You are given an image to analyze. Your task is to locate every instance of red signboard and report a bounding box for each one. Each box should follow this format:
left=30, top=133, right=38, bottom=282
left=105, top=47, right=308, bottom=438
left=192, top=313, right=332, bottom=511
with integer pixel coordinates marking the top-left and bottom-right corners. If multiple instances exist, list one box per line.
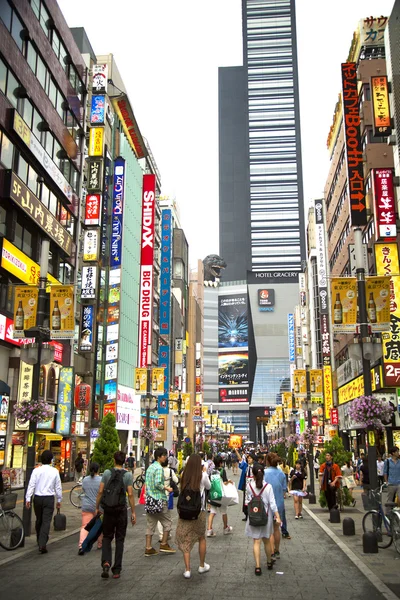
left=85, top=193, right=101, bottom=226
left=49, top=341, right=63, bottom=363
left=103, top=402, right=116, bottom=417
left=331, top=408, right=339, bottom=425
left=74, top=384, right=91, bottom=409
left=138, top=174, right=156, bottom=367
left=373, top=169, right=396, bottom=239
left=312, top=416, right=319, bottom=427
left=341, top=62, right=366, bottom=226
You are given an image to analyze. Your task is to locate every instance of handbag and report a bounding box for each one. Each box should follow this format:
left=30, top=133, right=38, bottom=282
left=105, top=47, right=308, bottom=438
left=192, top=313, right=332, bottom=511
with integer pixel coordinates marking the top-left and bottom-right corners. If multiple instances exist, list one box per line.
left=170, top=469, right=179, bottom=498
left=219, top=482, right=239, bottom=507
left=145, top=495, right=164, bottom=514
left=139, top=484, right=146, bottom=505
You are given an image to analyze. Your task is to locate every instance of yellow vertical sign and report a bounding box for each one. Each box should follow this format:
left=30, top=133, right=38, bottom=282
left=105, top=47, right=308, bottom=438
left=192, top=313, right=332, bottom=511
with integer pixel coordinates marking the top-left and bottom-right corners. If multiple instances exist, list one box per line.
left=309, top=369, right=323, bottom=403
left=365, top=276, right=390, bottom=332
left=50, top=285, right=74, bottom=339
left=323, top=365, right=333, bottom=420
left=294, top=369, right=307, bottom=397
left=88, top=127, right=104, bottom=156
left=151, top=368, right=165, bottom=396
left=331, top=277, right=357, bottom=332
left=134, top=368, right=147, bottom=393
left=282, top=392, right=292, bottom=409
left=13, top=286, right=39, bottom=338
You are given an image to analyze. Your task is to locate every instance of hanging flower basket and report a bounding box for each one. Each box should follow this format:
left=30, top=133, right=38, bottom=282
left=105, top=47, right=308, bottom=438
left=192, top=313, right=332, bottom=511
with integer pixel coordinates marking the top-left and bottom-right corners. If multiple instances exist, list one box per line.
left=140, top=426, right=158, bottom=441
left=14, top=398, right=53, bottom=424
left=300, top=428, right=318, bottom=447
left=348, top=395, right=394, bottom=430
left=286, top=433, right=300, bottom=447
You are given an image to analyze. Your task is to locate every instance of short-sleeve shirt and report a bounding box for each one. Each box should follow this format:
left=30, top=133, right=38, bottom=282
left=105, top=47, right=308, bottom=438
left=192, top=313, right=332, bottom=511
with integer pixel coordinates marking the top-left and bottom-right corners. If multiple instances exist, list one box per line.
left=289, top=469, right=307, bottom=491
left=101, top=468, right=133, bottom=505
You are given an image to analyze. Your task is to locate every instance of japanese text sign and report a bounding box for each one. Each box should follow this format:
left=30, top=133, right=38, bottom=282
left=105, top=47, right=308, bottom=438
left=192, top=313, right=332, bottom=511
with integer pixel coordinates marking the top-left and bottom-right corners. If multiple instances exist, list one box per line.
left=88, top=127, right=104, bottom=157
left=365, top=276, right=390, bottom=332
left=13, top=286, right=38, bottom=338
left=87, top=159, right=103, bottom=192
left=294, top=369, right=307, bottom=398
left=331, top=277, right=357, bottom=332
left=81, top=266, right=97, bottom=299
left=50, top=285, right=74, bottom=339
left=158, top=346, right=170, bottom=415
left=159, top=210, right=172, bottom=335
left=83, top=229, right=99, bottom=262
left=80, top=305, right=94, bottom=352
left=56, top=367, right=74, bottom=436
left=371, top=75, right=391, bottom=137
left=1, top=239, right=59, bottom=290
left=85, top=194, right=101, bottom=226
left=324, top=366, right=333, bottom=420
left=110, top=157, right=125, bottom=268
left=373, top=169, right=396, bottom=239
left=90, top=95, right=105, bottom=125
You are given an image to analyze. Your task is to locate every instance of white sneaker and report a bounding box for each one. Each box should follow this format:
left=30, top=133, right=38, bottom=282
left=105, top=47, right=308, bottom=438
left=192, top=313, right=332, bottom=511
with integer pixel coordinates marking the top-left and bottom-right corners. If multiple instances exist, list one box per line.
left=198, top=563, right=210, bottom=574
left=183, top=570, right=191, bottom=579
left=206, top=529, right=216, bottom=537
left=224, top=526, right=233, bottom=535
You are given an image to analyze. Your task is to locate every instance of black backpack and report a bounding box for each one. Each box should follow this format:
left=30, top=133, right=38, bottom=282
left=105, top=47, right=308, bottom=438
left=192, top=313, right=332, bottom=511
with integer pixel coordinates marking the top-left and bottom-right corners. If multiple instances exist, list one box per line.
left=177, top=487, right=202, bottom=520
left=248, top=483, right=268, bottom=527
left=101, top=468, right=127, bottom=510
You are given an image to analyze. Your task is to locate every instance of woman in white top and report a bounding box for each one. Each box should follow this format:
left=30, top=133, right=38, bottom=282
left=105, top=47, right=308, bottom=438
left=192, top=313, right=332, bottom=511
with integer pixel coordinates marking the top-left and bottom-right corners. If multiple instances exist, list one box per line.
left=175, top=454, right=211, bottom=579
left=158, top=464, right=179, bottom=541
left=245, top=465, right=281, bottom=575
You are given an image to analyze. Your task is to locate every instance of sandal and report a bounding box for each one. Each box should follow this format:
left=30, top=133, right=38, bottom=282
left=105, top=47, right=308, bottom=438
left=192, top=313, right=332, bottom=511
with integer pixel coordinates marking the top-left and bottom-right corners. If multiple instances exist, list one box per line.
left=255, top=567, right=262, bottom=576
left=267, top=562, right=273, bottom=570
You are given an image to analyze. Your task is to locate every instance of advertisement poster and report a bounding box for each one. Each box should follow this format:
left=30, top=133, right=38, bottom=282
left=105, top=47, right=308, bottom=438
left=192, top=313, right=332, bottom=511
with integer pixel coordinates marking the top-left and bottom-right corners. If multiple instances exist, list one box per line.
left=151, top=368, right=165, bottom=396
left=116, top=385, right=140, bottom=431
left=218, top=353, right=248, bottom=386
left=90, top=95, right=105, bottom=125
left=365, top=276, right=390, bottom=331
left=81, top=266, right=97, bottom=300
left=15, top=362, right=33, bottom=431
left=371, top=75, right=391, bottom=137
left=293, top=369, right=307, bottom=398
left=309, top=369, right=323, bottom=398
left=80, top=305, right=94, bottom=352
left=0, top=395, right=9, bottom=419
left=84, top=194, right=101, bottom=226
left=258, top=289, right=275, bottom=312
left=50, top=285, right=74, bottom=339
left=331, top=277, right=357, bottom=332
left=110, top=158, right=125, bottom=268
left=13, top=286, right=38, bottom=338
left=324, top=366, right=333, bottom=420
left=103, top=402, right=116, bottom=417
left=83, top=229, right=99, bottom=262
left=373, top=169, right=396, bottom=240
left=92, top=64, right=108, bottom=93
left=218, top=294, right=248, bottom=348
left=88, top=127, right=104, bottom=157
left=158, top=346, right=170, bottom=415
left=55, top=367, right=73, bottom=436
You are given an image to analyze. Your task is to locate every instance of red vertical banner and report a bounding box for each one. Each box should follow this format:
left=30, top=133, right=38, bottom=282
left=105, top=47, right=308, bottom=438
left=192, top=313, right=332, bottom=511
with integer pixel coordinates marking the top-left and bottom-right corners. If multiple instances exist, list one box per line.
left=138, top=174, right=156, bottom=367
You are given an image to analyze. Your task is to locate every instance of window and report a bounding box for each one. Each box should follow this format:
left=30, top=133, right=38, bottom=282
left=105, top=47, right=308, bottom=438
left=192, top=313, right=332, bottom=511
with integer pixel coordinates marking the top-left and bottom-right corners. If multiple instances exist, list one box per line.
left=49, top=192, right=57, bottom=216
left=22, top=98, right=33, bottom=127
left=26, top=42, right=37, bottom=72
left=0, top=58, right=6, bottom=93
left=14, top=222, right=23, bottom=249
left=0, top=132, right=14, bottom=169
left=36, top=55, right=46, bottom=89
left=6, top=70, right=18, bottom=108
left=39, top=2, right=49, bottom=37
left=27, top=164, right=38, bottom=194
left=22, top=228, right=31, bottom=256
left=46, top=368, right=56, bottom=401
left=10, top=10, right=24, bottom=52
left=0, top=0, right=12, bottom=30
left=17, top=155, right=28, bottom=182
left=0, top=206, right=6, bottom=237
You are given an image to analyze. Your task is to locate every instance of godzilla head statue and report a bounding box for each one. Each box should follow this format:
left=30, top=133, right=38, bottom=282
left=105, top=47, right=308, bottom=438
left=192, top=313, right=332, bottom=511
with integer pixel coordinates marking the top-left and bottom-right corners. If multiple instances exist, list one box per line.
left=203, top=254, right=227, bottom=287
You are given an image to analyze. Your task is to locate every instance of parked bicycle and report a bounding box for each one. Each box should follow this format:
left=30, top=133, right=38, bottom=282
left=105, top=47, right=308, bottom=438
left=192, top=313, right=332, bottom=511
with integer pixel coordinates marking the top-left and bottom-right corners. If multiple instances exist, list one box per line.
left=362, top=483, right=400, bottom=553
left=69, top=481, right=85, bottom=508
left=133, top=467, right=145, bottom=491
left=0, top=493, right=24, bottom=551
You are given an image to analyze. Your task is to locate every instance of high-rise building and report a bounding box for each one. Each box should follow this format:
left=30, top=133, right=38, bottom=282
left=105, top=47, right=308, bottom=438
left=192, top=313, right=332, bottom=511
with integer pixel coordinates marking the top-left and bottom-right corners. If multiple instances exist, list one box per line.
left=219, top=0, right=306, bottom=279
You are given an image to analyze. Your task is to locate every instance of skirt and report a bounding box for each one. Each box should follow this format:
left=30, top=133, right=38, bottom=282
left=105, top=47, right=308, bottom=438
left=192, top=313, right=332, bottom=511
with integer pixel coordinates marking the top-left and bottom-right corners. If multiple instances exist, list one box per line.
left=175, top=510, right=207, bottom=553
left=245, top=507, right=274, bottom=540
left=289, top=490, right=307, bottom=497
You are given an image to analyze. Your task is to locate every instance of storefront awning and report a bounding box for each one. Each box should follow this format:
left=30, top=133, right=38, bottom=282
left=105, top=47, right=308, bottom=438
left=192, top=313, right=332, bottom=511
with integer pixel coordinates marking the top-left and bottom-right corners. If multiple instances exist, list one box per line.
left=37, top=432, right=63, bottom=441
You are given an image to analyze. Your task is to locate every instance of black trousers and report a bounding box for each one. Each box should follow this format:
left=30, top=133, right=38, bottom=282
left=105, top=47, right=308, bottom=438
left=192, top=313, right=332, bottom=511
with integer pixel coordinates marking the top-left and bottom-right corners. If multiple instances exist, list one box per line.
left=33, top=495, right=54, bottom=548
left=324, top=485, right=337, bottom=511
left=102, top=507, right=128, bottom=573
left=242, top=490, right=248, bottom=517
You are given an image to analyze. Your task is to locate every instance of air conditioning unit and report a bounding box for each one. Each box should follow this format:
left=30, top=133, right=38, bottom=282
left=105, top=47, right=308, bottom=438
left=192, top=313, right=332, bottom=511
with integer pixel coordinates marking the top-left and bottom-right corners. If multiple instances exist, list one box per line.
left=393, top=176, right=400, bottom=187
left=387, top=134, right=397, bottom=146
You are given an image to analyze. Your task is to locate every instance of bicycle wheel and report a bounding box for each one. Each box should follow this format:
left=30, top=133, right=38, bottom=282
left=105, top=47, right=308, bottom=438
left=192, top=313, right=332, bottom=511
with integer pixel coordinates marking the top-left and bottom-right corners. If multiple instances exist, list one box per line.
left=391, top=513, right=400, bottom=555
left=133, top=476, right=144, bottom=491
left=69, top=484, right=84, bottom=508
left=0, top=511, right=24, bottom=550
left=362, top=510, right=392, bottom=548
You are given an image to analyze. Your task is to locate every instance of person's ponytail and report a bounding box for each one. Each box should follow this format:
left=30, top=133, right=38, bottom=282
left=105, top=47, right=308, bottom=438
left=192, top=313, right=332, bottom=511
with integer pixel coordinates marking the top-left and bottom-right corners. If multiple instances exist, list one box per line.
left=89, top=461, right=99, bottom=478
left=253, top=465, right=264, bottom=489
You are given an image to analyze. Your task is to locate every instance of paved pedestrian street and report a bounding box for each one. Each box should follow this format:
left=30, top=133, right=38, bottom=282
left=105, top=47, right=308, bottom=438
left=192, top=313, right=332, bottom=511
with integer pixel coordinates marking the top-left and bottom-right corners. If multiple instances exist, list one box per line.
left=0, top=487, right=393, bottom=600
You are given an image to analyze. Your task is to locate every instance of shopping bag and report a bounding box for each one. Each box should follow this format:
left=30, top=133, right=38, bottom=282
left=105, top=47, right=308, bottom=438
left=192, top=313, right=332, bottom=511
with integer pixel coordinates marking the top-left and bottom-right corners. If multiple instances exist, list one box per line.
left=209, top=472, right=223, bottom=504
left=219, top=482, right=239, bottom=507
left=139, top=484, right=146, bottom=505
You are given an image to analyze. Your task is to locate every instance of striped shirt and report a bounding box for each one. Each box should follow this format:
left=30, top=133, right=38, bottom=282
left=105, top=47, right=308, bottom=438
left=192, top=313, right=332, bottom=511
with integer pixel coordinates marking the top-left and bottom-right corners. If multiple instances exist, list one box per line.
left=145, top=461, right=167, bottom=501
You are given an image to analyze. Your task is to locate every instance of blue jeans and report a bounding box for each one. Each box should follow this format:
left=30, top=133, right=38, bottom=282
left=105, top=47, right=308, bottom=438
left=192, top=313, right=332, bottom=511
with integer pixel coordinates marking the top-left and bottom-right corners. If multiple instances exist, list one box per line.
left=280, top=506, right=289, bottom=536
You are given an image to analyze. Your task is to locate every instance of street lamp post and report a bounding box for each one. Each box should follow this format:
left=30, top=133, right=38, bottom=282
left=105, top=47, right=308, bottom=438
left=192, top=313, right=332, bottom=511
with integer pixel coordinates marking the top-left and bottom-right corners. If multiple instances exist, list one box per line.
left=355, top=228, right=378, bottom=489
left=177, top=389, right=183, bottom=451
left=144, top=367, right=157, bottom=471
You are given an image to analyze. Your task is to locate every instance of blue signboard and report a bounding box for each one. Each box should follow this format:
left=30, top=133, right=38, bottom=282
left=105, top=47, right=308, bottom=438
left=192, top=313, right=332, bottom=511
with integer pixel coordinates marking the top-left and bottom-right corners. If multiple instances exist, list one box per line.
left=80, top=305, right=94, bottom=352
left=158, top=345, right=170, bottom=414
left=159, top=210, right=172, bottom=334
left=110, top=157, right=125, bottom=267
left=90, top=95, right=105, bottom=125
left=56, top=367, right=74, bottom=436
left=288, top=313, right=295, bottom=363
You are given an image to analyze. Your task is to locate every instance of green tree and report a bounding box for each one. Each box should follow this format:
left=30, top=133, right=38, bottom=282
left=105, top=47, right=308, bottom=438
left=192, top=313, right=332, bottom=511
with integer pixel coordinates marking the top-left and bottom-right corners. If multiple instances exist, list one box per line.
left=202, top=441, right=211, bottom=456
left=182, top=441, right=193, bottom=459
left=92, top=412, right=120, bottom=472
left=319, top=435, right=351, bottom=468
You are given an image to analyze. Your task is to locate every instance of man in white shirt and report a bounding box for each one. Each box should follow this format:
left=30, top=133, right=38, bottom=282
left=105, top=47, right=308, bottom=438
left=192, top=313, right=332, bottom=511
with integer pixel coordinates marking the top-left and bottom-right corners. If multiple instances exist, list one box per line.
left=25, top=450, right=62, bottom=554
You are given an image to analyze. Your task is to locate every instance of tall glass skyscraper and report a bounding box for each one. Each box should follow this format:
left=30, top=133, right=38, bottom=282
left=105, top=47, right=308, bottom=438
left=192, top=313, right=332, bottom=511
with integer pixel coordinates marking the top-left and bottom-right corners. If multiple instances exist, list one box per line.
left=219, top=0, right=306, bottom=278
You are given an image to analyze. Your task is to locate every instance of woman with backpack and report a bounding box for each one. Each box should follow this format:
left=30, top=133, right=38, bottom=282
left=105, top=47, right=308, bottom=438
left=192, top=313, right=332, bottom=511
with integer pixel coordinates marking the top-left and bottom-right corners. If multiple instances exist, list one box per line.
left=175, top=454, right=211, bottom=579
left=246, top=464, right=281, bottom=575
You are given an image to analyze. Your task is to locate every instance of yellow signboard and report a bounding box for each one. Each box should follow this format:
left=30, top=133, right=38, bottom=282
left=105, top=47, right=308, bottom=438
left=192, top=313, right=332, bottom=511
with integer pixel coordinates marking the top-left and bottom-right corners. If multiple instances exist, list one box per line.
left=88, top=127, right=104, bottom=157
left=331, top=277, right=357, bottom=332
left=338, top=365, right=382, bottom=405
left=309, top=368, right=323, bottom=403
left=151, top=368, right=165, bottom=396
left=134, top=368, right=147, bottom=393
left=13, top=110, right=31, bottom=147
left=1, top=239, right=59, bottom=290
left=13, top=286, right=38, bottom=339
left=365, top=276, right=390, bottom=332
left=50, top=285, right=74, bottom=339
left=371, top=75, right=391, bottom=136
left=229, top=434, right=242, bottom=448
left=202, top=405, right=208, bottom=420
left=15, top=361, right=33, bottom=430
left=323, top=365, right=333, bottom=420
left=282, top=392, right=292, bottom=409
left=294, top=369, right=307, bottom=397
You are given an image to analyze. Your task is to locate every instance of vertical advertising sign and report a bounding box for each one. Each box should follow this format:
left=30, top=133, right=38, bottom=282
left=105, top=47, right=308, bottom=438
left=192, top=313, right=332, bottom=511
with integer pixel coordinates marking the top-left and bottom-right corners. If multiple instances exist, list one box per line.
left=84, top=194, right=101, bottom=226
left=13, top=286, right=38, bottom=338
left=92, top=64, right=108, bottom=93
left=160, top=210, right=172, bottom=335
left=90, top=95, right=106, bottom=125
left=375, top=242, right=400, bottom=386
left=331, top=278, right=357, bottom=332
left=80, top=305, right=95, bottom=352
left=50, top=285, right=74, bottom=339
left=81, top=266, right=97, bottom=300
left=287, top=313, right=295, bottom=362
left=56, top=367, right=74, bottom=436
left=365, top=276, right=390, bottom=332
left=324, top=365, right=333, bottom=420
left=110, top=157, right=125, bottom=267
left=83, top=229, right=100, bottom=261
left=371, top=75, right=391, bottom=137
left=138, top=174, right=156, bottom=367
left=341, top=62, right=366, bottom=226
left=314, top=200, right=332, bottom=368
left=293, top=369, right=307, bottom=398
left=158, top=346, right=170, bottom=415
left=88, top=127, right=104, bottom=157
left=373, top=169, right=396, bottom=240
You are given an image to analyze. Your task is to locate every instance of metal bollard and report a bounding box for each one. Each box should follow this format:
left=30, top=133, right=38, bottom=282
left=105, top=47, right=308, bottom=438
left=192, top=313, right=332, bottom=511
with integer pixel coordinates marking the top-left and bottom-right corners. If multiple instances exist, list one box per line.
left=308, top=493, right=316, bottom=504
left=329, top=507, right=341, bottom=523
left=363, top=531, right=378, bottom=553
left=343, top=517, right=355, bottom=536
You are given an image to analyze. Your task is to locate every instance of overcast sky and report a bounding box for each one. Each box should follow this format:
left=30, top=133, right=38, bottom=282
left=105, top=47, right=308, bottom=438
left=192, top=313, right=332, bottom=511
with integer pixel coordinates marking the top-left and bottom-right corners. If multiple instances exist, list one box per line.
left=59, top=0, right=395, bottom=267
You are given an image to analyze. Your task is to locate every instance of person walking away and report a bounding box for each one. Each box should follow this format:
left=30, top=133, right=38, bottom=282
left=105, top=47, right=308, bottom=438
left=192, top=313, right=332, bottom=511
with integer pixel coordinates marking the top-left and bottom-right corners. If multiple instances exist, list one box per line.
left=313, top=454, right=320, bottom=481
left=226, top=451, right=232, bottom=470
left=341, top=461, right=356, bottom=506
left=319, top=452, right=341, bottom=511
left=168, top=451, right=178, bottom=472
left=144, top=447, right=175, bottom=556
left=176, top=453, right=211, bottom=578
left=246, top=464, right=281, bottom=575
left=74, top=452, right=84, bottom=481
left=25, top=450, right=62, bottom=554
left=264, top=452, right=290, bottom=556
left=231, top=449, right=239, bottom=475
left=236, top=449, right=259, bottom=521
left=359, top=455, right=370, bottom=491
left=377, top=456, right=385, bottom=487
left=384, top=446, right=400, bottom=512
left=289, top=461, right=307, bottom=518
left=78, top=462, right=103, bottom=553
left=95, top=451, right=136, bottom=579
left=207, top=456, right=233, bottom=537
left=158, top=459, right=179, bottom=542
left=125, top=452, right=135, bottom=475
left=206, top=452, right=215, bottom=476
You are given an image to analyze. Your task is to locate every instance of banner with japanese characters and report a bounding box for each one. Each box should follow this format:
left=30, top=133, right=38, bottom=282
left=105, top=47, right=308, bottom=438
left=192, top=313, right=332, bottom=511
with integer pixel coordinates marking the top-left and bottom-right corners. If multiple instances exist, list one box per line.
left=309, top=369, right=323, bottom=401
left=81, top=266, right=97, bottom=300
left=56, top=367, right=74, bottom=436
left=13, top=286, right=38, bottom=338
left=293, top=369, right=306, bottom=398
left=79, top=305, right=95, bottom=352
left=50, top=285, right=74, bottom=339
left=365, top=276, right=390, bottom=332
left=331, top=277, right=357, bottom=332
left=134, top=368, right=147, bottom=393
